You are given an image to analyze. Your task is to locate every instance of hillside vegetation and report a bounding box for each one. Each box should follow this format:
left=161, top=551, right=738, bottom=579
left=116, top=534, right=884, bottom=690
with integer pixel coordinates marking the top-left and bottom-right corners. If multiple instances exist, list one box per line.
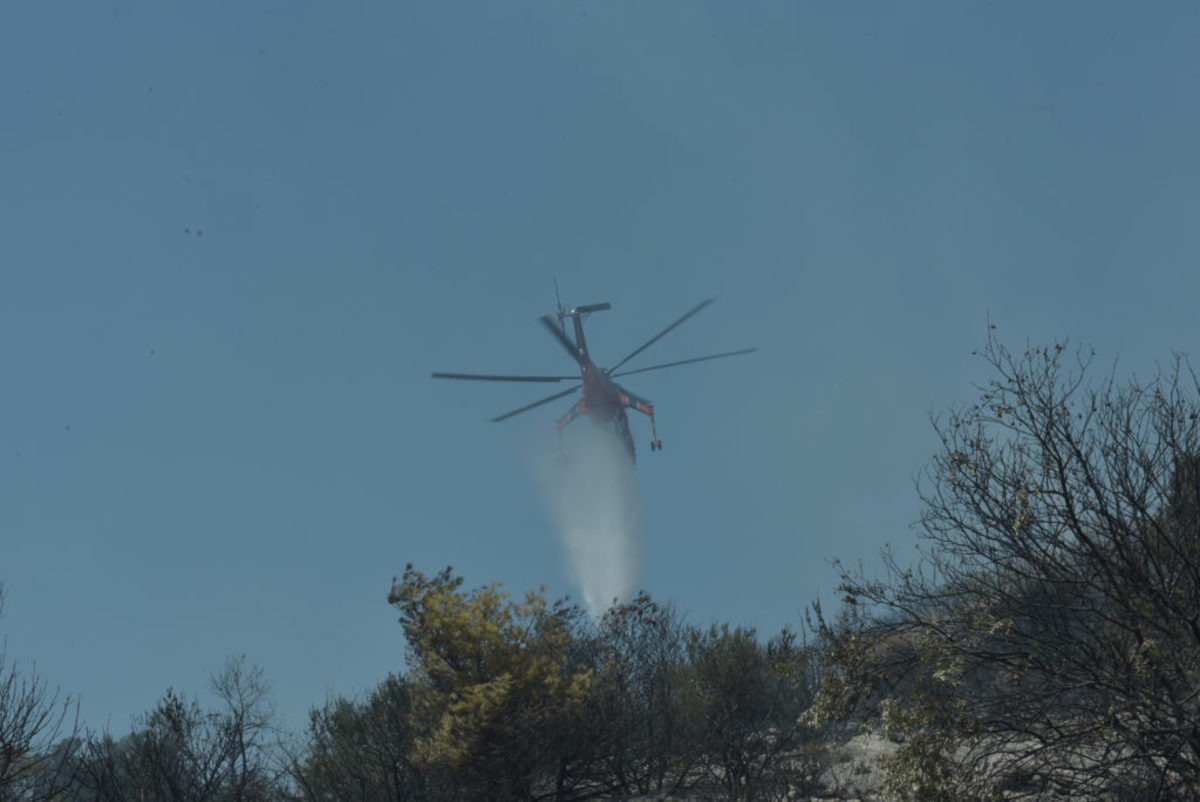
left=4, top=336, right=1200, bottom=800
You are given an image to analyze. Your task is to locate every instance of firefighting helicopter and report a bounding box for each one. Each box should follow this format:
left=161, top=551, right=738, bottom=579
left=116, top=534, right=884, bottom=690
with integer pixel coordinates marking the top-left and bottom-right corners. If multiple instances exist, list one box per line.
left=431, top=293, right=755, bottom=461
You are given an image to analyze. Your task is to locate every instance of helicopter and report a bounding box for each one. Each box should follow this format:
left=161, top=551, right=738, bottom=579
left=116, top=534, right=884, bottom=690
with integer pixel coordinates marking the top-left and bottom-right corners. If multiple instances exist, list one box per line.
left=431, top=294, right=755, bottom=461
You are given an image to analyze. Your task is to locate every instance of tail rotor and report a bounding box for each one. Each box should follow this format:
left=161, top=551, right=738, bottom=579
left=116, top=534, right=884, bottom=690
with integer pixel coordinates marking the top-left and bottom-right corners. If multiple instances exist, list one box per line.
left=553, top=276, right=567, bottom=338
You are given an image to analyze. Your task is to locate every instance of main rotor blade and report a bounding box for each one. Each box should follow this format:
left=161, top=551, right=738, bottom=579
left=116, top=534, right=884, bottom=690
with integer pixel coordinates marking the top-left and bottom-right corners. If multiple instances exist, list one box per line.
left=610, top=348, right=757, bottom=378
left=539, top=315, right=582, bottom=363
left=491, top=385, right=581, bottom=422
left=608, top=299, right=714, bottom=373
left=432, top=372, right=576, bottom=383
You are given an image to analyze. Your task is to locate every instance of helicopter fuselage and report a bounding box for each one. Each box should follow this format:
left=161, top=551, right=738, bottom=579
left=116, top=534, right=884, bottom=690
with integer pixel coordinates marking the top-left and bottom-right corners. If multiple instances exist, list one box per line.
left=560, top=313, right=648, bottom=461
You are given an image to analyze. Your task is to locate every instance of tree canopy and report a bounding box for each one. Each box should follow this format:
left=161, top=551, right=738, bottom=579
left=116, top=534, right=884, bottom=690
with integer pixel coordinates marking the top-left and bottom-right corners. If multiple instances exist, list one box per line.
left=10, top=335, right=1200, bottom=800
left=816, top=336, right=1200, bottom=799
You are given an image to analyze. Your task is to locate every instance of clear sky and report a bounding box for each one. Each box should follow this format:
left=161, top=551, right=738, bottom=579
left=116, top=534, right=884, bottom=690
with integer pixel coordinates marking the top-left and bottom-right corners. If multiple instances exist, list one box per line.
left=3, top=1, right=1199, bottom=734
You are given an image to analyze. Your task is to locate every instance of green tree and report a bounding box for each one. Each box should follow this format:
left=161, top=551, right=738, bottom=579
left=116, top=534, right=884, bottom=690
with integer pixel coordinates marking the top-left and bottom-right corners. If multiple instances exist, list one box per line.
left=386, top=565, right=596, bottom=800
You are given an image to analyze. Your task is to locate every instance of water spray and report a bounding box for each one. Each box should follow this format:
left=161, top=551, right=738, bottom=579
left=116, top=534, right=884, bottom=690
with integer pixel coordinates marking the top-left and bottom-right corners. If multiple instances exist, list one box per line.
left=533, top=425, right=642, bottom=618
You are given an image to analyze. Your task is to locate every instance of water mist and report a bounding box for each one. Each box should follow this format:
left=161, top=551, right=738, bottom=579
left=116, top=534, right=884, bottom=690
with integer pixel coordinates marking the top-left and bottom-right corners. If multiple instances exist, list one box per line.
left=533, top=423, right=643, bottom=618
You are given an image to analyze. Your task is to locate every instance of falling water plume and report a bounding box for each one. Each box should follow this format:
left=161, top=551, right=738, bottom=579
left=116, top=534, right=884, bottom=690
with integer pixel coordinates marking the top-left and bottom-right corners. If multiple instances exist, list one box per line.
left=533, top=424, right=643, bottom=618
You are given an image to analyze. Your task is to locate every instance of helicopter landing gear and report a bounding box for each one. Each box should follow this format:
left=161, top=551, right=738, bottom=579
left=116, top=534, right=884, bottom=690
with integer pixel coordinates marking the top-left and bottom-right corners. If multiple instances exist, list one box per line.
left=647, top=407, right=662, bottom=453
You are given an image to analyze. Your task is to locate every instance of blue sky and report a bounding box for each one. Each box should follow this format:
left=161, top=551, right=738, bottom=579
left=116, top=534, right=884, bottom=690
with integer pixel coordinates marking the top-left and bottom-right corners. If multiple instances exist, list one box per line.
left=3, top=1, right=1199, bottom=733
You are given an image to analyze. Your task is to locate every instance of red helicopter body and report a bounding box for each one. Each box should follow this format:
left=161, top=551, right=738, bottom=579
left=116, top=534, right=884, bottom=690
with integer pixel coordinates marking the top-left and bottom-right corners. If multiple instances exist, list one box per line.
left=432, top=297, right=754, bottom=462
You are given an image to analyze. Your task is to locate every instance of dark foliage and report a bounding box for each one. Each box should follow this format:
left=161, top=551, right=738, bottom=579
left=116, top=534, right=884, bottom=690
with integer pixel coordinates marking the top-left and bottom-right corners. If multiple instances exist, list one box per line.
left=66, top=658, right=284, bottom=801
left=289, top=674, right=426, bottom=801
left=817, top=336, right=1200, bottom=799
left=0, top=586, right=80, bottom=802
